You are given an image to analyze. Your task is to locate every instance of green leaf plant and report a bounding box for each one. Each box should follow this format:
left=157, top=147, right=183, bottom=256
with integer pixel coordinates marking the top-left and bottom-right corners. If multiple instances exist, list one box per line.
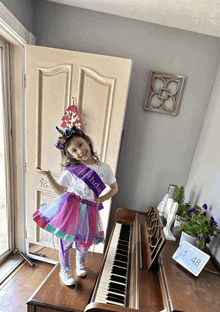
left=174, top=186, right=191, bottom=218
left=175, top=203, right=220, bottom=250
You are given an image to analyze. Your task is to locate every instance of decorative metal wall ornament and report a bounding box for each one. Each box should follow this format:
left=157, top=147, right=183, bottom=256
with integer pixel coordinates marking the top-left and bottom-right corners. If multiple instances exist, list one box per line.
left=144, top=71, right=185, bottom=116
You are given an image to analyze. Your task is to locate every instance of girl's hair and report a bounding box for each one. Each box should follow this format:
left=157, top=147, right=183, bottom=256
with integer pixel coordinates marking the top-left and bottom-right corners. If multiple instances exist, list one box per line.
left=61, top=129, right=99, bottom=167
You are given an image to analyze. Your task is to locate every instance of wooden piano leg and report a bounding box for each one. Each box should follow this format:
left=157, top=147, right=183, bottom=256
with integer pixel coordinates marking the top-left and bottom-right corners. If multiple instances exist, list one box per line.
left=26, top=303, right=35, bottom=312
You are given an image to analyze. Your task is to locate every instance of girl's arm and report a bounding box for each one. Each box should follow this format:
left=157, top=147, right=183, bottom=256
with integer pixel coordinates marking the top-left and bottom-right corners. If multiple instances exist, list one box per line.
left=96, top=181, right=118, bottom=207
left=35, top=168, right=68, bottom=196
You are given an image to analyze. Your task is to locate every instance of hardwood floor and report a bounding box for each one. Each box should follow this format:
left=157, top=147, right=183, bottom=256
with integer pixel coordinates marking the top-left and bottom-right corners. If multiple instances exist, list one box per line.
left=0, top=259, right=54, bottom=312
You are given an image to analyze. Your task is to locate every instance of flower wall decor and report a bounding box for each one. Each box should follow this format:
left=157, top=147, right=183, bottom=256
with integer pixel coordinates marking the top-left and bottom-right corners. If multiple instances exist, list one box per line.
left=144, top=71, right=185, bottom=116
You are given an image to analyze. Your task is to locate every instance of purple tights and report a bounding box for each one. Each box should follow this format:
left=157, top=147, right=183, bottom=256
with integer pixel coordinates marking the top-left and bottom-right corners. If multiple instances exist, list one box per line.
left=59, top=240, right=90, bottom=269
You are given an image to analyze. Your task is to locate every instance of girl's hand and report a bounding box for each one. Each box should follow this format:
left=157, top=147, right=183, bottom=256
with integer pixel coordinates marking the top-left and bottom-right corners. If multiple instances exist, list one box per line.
left=35, top=168, right=67, bottom=195
left=35, top=167, right=51, bottom=177
left=95, top=182, right=118, bottom=208
left=96, top=197, right=102, bottom=208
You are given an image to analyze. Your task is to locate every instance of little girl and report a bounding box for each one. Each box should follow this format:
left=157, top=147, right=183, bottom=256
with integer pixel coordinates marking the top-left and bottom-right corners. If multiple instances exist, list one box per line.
left=33, top=106, right=118, bottom=287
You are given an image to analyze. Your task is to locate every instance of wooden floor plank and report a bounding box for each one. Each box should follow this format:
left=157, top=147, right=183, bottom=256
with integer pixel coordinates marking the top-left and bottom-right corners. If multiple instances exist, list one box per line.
left=0, top=260, right=54, bottom=312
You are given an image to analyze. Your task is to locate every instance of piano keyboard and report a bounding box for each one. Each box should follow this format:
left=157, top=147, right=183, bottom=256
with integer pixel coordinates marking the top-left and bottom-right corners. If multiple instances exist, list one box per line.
left=94, top=222, right=131, bottom=307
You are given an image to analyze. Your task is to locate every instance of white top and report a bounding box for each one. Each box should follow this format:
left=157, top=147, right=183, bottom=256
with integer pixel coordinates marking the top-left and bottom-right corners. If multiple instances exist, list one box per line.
left=58, top=161, right=116, bottom=202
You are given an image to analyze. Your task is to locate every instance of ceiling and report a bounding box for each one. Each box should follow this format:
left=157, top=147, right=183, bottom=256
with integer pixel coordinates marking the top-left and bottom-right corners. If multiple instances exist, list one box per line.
left=46, top=0, right=220, bottom=38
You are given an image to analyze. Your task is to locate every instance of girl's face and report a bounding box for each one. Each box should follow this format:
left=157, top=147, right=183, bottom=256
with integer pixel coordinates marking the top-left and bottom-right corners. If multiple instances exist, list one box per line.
left=66, top=136, right=95, bottom=165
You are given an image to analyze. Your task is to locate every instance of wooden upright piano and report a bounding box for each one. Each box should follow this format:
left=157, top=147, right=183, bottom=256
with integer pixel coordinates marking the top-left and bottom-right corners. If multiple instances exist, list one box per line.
left=85, top=206, right=166, bottom=312
left=27, top=207, right=220, bottom=312
left=85, top=207, right=220, bottom=312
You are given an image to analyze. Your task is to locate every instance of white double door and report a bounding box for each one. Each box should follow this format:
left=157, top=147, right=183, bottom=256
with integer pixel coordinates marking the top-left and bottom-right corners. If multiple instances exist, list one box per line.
left=25, top=45, right=132, bottom=255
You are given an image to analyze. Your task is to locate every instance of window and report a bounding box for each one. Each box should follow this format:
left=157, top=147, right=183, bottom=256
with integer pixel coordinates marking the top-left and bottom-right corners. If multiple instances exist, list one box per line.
left=0, top=37, right=14, bottom=264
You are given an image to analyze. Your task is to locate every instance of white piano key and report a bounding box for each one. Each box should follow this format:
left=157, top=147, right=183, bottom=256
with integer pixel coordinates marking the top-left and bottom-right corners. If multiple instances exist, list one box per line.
left=94, top=223, right=131, bottom=307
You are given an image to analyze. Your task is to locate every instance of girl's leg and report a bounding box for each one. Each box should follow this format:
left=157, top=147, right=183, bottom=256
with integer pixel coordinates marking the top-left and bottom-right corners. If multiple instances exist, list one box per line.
left=59, top=240, right=75, bottom=286
left=59, top=240, right=73, bottom=269
left=76, top=240, right=93, bottom=277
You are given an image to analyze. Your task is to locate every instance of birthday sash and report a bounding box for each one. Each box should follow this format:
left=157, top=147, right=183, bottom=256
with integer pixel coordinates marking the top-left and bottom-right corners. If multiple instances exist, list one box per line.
left=64, top=164, right=106, bottom=210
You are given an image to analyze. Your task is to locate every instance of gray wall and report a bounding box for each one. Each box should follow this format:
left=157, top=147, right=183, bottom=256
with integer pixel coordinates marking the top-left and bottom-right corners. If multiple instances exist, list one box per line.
left=1, top=0, right=34, bottom=33
left=34, top=1, right=220, bottom=254
left=3, top=0, right=220, bottom=262
left=34, top=1, right=220, bottom=208
left=185, top=66, right=220, bottom=266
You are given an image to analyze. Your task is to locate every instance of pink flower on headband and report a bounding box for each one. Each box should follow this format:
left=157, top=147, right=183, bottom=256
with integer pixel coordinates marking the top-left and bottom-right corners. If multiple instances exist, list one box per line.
left=59, top=98, right=82, bottom=129
left=70, top=105, right=75, bottom=112
left=55, top=97, right=83, bottom=150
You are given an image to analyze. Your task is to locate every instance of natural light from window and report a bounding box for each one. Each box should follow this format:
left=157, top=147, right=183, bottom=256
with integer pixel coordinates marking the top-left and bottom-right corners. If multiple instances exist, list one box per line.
left=0, top=47, right=8, bottom=256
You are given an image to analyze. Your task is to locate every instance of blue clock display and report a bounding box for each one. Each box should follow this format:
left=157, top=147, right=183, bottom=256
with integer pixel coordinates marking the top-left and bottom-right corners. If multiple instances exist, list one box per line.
left=172, top=241, right=210, bottom=276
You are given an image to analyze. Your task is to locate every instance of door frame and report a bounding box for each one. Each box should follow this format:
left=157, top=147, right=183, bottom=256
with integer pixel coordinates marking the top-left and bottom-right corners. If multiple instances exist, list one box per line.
left=0, top=2, right=35, bottom=257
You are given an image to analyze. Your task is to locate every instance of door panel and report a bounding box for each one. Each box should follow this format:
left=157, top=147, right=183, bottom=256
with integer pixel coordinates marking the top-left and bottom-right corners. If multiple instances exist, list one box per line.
left=37, top=65, right=73, bottom=173
left=26, top=45, right=132, bottom=255
left=78, top=67, right=115, bottom=160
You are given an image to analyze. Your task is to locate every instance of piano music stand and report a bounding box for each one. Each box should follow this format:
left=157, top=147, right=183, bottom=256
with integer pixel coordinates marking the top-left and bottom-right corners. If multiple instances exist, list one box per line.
left=145, top=206, right=166, bottom=271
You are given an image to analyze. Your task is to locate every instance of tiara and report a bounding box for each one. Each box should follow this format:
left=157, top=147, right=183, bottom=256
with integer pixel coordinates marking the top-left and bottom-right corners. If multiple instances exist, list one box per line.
left=54, top=98, right=82, bottom=150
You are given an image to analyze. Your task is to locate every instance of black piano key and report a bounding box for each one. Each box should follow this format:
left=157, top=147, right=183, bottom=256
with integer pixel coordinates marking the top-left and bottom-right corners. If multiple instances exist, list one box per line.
left=110, top=274, right=126, bottom=284
left=106, top=293, right=125, bottom=302
left=115, top=254, right=128, bottom=262
left=119, top=233, right=129, bottom=240
left=116, top=251, right=128, bottom=258
left=120, top=226, right=130, bottom=233
left=117, top=244, right=128, bottom=251
left=106, top=296, right=124, bottom=304
left=116, top=253, right=128, bottom=260
left=119, top=229, right=130, bottom=241
left=115, top=249, right=128, bottom=258
left=119, top=235, right=129, bottom=241
left=113, top=260, right=127, bottom=268
left=117, top=243, right=129, bottom=251
left=106, top=292, right=125, bottom=300
left=117, top=249, right=128, bottom=256
left=118, top=239, right=129, bottom=246
left=118, top=249, right=127, bottom=256
left=109, top=282, right=126, bottom=291
left=115, top=252, right=128, bottom=260
left=112, top=266, right=127, bottom=276
left=118, top=240, right=129, bottom=247
left=121, top=224, right=130, bottom=232
left=108, top=286, right=125, bottom=295
left=119, top=231, right=129, bottom=239
left=112, top=264, right=127, bottom=273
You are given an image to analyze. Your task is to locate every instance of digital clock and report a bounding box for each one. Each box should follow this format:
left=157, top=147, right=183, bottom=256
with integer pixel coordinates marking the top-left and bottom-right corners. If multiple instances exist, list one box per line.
left=172, top=241, right=210, bottom=276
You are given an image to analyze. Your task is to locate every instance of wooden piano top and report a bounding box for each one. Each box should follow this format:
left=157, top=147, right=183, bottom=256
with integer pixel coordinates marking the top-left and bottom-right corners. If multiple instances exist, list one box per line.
left=27, top=207, right=220, bottom=312
left=27, top=249, right=104, bottom=312
left=160, top=240, right=220, bottom=312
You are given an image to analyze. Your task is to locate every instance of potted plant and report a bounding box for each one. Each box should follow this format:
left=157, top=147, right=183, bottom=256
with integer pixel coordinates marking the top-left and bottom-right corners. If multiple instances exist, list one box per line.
left=176, top=204, right=220, bottom=250
left=173, top=186, right=189, bottom=225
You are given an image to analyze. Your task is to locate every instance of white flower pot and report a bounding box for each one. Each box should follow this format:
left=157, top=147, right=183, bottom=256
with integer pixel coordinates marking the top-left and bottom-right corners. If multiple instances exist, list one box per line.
left=174, top=214, right=185, bottom=228
left=179, top=231, right=198, bottom=247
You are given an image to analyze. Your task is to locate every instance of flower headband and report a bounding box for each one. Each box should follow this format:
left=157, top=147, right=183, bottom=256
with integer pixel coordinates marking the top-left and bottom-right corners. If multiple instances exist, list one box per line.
left=54, top=98, right=82, bottom=150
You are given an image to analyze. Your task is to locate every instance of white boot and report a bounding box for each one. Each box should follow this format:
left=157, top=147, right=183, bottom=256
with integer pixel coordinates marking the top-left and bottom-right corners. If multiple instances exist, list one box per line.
left=76, top=261, right=87, bottom=277
left=76, top=245, right=90, bottom=277
left=59, top=266, right=75, bottom=286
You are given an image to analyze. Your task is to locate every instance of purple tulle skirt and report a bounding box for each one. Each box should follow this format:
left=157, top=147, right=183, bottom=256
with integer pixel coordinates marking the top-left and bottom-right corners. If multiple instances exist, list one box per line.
left=33, top=192, right=104, bottom=245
